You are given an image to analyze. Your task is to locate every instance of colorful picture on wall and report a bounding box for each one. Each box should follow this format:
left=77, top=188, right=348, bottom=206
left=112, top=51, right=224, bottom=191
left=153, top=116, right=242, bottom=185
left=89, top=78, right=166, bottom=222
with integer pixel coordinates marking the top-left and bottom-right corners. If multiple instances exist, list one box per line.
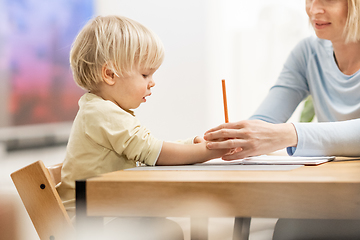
left=1, top=0, right=94, bottom=126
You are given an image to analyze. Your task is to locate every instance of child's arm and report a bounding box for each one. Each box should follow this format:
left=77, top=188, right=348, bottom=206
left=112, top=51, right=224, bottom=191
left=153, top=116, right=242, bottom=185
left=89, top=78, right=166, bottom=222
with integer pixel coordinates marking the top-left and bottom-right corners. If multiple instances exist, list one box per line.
left=156, top=141, right=229, bottom=165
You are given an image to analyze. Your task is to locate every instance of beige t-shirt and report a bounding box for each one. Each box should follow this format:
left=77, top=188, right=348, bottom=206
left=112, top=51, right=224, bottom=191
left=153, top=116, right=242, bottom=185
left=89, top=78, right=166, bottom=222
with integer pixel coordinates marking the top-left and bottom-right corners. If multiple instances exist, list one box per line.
left=57, top=93, right=166, bottom=219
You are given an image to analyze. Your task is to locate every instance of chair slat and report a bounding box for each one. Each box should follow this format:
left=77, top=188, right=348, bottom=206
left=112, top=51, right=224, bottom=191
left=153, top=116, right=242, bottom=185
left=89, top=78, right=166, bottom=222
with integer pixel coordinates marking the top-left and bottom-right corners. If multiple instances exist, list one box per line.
left=11, top=160, right=74, bottom=240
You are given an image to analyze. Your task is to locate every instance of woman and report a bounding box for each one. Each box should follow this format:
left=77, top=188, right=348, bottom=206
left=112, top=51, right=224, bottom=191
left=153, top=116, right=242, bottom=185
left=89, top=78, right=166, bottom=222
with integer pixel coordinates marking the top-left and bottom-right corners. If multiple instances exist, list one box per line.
left=206, top=1, right=360, bottom=238
left=205, top=0, right=360, bottom=159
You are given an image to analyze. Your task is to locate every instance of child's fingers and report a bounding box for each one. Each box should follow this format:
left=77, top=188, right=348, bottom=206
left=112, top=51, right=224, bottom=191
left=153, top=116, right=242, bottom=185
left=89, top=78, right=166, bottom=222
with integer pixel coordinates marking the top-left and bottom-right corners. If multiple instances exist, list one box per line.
left=194, top=136, right=205, bottom=144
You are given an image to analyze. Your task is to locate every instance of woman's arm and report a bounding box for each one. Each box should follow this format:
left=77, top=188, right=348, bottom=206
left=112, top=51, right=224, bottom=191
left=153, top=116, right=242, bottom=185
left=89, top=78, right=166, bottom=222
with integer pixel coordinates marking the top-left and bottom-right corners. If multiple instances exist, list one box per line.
left=204, top=85, right=360, bottom=157
left=291, top=119, right=360, bottom=156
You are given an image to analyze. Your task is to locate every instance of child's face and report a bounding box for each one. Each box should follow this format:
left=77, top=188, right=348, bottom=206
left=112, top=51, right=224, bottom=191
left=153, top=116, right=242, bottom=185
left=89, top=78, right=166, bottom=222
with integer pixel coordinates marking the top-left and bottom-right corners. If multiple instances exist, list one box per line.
left=111, top=67, right=157, bottom=110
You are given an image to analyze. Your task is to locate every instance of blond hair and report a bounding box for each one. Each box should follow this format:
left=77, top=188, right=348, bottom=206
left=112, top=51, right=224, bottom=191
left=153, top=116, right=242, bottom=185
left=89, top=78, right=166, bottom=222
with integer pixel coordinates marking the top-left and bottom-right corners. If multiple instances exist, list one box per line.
left=344, top=0, right=360, bottom=43
left=70, top=15, right=165, bottom=91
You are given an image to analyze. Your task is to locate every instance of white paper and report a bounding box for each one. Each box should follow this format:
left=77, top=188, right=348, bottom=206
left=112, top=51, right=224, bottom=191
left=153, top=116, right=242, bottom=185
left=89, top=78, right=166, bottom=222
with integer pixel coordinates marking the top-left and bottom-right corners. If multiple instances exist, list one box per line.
left=199, top=155, right=335, bottom=166
left=126, top=155, right=334, bottom=171
left=242, top=155, right=334, bottom=165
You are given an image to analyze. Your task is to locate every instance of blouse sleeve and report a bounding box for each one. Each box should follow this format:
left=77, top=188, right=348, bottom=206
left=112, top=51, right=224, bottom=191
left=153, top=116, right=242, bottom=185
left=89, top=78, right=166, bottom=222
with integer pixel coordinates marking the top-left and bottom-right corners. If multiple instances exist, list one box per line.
left=289, top=119, right=360, bottom=156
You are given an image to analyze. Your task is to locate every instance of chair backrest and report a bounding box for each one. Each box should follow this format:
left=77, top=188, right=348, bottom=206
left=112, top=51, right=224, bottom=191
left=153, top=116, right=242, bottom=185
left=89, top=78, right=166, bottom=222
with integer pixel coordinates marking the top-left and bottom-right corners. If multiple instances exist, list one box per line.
left=11, top=160, right=74, bottom=240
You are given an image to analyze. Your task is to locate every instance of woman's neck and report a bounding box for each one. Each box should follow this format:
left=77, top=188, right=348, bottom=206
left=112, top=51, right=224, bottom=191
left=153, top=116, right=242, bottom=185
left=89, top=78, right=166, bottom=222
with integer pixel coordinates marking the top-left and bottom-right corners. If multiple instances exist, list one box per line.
left=332, top=40, right=360, bottom=75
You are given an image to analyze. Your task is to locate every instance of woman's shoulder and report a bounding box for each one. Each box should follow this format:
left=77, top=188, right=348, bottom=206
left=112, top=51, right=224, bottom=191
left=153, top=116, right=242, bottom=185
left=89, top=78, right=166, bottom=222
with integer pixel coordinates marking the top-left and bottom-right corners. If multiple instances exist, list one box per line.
left=294, top=36, right=332, bottom=56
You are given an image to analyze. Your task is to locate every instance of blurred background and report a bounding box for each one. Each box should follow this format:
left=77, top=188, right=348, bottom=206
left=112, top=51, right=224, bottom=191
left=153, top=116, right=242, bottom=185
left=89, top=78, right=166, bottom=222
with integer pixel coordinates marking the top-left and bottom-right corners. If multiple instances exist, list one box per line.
left=0, top=0, right=314, bottom=239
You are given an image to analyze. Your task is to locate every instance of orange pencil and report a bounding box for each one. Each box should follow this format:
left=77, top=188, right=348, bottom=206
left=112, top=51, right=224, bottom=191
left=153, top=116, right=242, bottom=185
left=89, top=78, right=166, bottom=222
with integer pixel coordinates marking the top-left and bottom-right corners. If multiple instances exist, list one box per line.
left=222, top=79, right=229, bottom=123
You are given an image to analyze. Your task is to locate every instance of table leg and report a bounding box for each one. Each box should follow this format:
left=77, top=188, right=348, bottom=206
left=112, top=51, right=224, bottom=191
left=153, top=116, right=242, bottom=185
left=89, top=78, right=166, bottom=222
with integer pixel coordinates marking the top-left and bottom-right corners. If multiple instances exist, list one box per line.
left=190, top=217, right=208, bottom=240
left=76, top=180, right=103, bottom=240
left=233, top=217, right=251, bottom=240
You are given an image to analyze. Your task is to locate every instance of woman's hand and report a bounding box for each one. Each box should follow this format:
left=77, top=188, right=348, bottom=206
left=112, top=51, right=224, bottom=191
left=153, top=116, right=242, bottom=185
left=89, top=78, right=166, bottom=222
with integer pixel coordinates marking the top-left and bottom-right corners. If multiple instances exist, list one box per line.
left=204, top=120, right=298, bottom=160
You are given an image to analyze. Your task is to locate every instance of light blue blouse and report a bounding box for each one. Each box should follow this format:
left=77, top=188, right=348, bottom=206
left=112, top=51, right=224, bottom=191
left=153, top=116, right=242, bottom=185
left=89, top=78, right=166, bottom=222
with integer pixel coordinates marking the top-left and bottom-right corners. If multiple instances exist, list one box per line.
left=250, top=36, right=360, bottom=156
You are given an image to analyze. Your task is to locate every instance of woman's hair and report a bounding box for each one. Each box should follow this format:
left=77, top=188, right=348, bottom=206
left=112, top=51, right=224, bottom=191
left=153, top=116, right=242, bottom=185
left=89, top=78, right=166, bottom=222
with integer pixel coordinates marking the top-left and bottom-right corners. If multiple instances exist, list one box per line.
left=344, top=0, right=360, bottom=43
left=70, top=15, right=165, bottom=91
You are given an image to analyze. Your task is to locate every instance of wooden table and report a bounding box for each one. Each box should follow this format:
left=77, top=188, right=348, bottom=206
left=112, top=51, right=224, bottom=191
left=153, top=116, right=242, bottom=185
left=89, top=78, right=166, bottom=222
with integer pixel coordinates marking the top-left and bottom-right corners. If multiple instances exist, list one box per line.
left=76, top=159, right=360, bottom=239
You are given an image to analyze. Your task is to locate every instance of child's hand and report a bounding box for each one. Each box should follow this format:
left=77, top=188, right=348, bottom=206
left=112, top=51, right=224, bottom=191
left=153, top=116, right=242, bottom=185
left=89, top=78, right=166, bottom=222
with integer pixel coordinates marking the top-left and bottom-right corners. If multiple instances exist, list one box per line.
left=194, top=136, right=205, bottom=144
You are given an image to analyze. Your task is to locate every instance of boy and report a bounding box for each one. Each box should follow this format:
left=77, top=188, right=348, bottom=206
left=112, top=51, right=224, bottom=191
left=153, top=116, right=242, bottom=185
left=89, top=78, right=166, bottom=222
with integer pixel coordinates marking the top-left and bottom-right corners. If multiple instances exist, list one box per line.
left=57, top=15, right=228, bottom=239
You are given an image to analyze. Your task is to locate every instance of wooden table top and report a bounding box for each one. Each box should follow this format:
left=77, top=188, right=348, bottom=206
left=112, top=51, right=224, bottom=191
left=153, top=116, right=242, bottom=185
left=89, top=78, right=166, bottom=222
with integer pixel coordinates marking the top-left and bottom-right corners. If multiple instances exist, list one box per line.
left=85, top=159, right=360, bottom=219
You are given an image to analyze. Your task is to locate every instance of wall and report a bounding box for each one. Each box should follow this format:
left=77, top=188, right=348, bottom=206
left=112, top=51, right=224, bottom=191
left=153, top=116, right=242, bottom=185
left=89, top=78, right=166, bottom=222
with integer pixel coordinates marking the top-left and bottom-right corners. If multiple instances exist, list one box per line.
left=1, top=0, right=314, bottom=140
left=95, top=0, right=211, bottom=141
left=95, top=0, right=314, bottom=142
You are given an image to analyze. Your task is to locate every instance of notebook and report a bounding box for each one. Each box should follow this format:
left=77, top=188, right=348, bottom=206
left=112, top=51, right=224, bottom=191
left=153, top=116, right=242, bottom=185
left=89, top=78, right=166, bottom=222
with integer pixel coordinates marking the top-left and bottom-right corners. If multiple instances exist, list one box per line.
left=241, top=155, right=335, bottom=166
left=201, top=155, right=335, bottom=166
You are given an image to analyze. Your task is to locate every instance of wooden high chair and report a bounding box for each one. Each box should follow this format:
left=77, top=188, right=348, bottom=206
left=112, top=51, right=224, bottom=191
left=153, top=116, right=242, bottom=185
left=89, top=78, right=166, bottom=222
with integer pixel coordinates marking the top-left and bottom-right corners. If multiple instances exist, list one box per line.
left=11, top=160, right=74, bottom=240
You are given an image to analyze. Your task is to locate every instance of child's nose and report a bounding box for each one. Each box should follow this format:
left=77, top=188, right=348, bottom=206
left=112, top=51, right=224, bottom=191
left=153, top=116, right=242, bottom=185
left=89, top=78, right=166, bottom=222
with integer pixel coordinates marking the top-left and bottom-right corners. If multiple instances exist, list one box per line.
left=149, top=78, right=155, bottom=88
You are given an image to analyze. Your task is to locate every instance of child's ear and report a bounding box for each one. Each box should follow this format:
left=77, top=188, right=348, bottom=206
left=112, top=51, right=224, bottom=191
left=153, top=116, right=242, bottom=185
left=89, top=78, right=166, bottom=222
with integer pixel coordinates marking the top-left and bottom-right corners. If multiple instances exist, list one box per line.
left=102, top=64, right=116, bottom=86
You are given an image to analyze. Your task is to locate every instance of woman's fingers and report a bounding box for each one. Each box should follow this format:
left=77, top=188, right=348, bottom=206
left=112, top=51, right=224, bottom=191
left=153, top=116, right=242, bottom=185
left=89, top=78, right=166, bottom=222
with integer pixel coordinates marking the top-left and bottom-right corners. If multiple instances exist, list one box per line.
left=204, top=128, right=243, bottom=142
left=204, top=121, right=244, bottom=135
left=204, top=123, right=228, bottom=135
left=206, top=138, right=245, bottom=150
